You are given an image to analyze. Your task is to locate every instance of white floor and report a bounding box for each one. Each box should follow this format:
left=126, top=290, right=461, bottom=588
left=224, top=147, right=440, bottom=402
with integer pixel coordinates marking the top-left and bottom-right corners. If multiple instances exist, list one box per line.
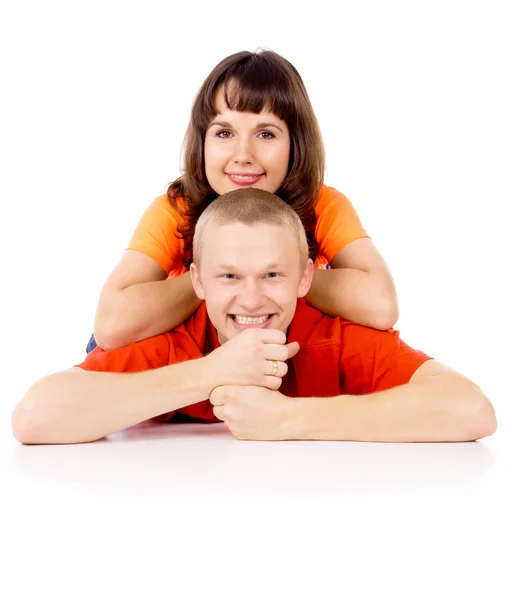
left=2, top=407, right=506, bottom=600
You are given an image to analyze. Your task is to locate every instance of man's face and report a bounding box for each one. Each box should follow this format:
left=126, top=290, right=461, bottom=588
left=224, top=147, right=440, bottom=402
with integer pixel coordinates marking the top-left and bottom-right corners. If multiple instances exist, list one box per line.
left=190, top=222, right=313, bottom=344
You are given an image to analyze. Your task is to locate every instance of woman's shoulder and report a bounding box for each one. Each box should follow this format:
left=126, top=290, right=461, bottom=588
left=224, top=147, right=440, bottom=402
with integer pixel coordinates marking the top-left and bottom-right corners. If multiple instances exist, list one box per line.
left=129, top=192, right=188, bottom=274
left=313, top=184, right=368, bottom=261
left=315, top=184, right=349, bottom=205
left=314, top=184, right=354, bottom=217
left=134, top=193, right=190, bottom=237
left=148, top=193, right=187, bottom=222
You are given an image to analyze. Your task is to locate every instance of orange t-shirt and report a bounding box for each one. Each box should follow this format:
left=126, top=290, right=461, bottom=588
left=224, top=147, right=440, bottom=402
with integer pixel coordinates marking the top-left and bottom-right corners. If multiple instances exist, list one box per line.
left=127, top=185, right=369, bottom=277
left=77, top=299, right=431, bottom=424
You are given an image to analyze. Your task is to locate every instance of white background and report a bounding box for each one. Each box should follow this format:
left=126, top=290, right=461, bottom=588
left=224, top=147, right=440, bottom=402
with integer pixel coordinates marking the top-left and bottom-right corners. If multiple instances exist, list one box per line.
left=1, top=1, right=506, bottom=599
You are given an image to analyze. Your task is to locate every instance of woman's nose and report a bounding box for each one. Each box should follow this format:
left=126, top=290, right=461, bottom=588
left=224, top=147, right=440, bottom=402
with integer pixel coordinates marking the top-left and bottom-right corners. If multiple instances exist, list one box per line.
left=233, top=137, right=255, bottom=164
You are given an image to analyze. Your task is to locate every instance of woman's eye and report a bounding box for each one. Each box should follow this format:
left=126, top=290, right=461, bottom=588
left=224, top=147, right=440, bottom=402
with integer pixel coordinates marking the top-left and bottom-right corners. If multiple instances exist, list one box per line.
left=259, top=131, right=275, bottom=140
left=217, top=130, right=232, bottom=138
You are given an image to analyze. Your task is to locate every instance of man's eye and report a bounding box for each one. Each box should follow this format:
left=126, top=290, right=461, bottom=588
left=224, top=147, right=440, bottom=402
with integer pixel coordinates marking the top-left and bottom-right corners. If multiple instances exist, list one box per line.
left=266, top=272, right=278, bottom=278
left=223, top=274, right=236, bottom=279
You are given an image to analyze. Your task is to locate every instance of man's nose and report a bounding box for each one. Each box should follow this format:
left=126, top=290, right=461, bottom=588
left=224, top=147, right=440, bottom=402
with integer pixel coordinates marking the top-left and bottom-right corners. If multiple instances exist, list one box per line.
left=237, top=280, right=266, bottom=311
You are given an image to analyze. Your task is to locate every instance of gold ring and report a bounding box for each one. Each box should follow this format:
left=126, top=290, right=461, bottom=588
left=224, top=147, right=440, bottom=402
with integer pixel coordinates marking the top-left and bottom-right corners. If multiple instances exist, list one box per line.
left=270, top=360, right=279, bottom=376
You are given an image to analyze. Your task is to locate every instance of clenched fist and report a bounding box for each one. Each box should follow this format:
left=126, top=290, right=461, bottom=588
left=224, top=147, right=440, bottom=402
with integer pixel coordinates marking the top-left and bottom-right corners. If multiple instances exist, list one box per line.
left=210, top=385, right=295, bottom=440
left=204, top=328, right=299, bottom=392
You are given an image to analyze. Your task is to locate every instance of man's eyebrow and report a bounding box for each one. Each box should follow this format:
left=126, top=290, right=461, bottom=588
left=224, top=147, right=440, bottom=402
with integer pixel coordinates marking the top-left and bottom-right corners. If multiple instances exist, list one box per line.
left=213, top=264, right=238, bottom=271
left=209, top=120, right=284, bottom=133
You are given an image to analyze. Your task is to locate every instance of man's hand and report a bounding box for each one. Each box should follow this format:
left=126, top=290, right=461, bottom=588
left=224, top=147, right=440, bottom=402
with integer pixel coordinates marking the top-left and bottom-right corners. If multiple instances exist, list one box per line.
left=205, top=329, right=299, bottom=391
left=209, top=385, right=294, bottom=440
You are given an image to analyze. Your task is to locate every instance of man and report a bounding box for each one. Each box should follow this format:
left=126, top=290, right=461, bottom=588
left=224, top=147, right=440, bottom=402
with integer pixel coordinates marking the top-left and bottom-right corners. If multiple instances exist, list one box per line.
left=12, top=189, right=496, bottom=444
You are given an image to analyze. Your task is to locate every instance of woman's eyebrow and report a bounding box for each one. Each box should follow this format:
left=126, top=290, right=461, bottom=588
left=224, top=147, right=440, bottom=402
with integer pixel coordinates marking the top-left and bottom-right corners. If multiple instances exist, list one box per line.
left=209, top=120, right=284, bottom=133
left=256, top=122, right=284, bottom=133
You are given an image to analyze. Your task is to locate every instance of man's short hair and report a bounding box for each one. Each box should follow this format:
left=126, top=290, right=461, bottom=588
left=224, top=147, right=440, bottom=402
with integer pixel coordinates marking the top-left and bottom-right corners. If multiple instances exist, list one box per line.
left=193, top=188, right=310, bottom=269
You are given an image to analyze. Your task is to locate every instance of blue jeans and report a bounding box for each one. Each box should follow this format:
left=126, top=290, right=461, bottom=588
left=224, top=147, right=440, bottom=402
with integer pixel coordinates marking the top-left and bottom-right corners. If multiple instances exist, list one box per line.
left=86, top=333, right=97, bottom=353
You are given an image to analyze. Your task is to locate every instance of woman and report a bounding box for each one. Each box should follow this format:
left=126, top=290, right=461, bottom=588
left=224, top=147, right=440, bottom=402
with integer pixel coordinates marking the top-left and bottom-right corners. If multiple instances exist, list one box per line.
left=89, top=49, right=398, bottom=352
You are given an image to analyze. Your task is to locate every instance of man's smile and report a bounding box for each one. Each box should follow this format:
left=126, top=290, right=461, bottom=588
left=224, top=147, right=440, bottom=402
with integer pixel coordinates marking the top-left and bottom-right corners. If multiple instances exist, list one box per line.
left=228, top=313, right=275, bottom=329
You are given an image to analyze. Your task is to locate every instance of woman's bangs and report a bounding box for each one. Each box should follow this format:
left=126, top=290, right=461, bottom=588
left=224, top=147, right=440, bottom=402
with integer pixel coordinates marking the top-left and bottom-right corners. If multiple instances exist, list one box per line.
left=221, top=68, right=294, bottom=123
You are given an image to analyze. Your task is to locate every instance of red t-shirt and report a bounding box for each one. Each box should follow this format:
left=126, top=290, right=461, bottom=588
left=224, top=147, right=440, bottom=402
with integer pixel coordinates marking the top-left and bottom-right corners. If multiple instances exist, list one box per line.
left=78, top=301, right=431, bottom=424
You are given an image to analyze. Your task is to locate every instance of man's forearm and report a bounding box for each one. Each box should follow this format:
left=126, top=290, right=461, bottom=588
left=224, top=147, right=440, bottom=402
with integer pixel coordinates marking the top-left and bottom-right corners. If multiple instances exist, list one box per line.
left=305, top=268, right=398, bottom=330
left=289, top=373, right=496, bottom=442
left=95, top=272, right=202, bottom=350
left=12, top=358, right=214, bottom=445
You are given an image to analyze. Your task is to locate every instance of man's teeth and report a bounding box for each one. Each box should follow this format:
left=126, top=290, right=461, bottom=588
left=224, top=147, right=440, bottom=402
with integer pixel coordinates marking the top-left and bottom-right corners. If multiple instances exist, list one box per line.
left=234, top=315, right=270, bottom=325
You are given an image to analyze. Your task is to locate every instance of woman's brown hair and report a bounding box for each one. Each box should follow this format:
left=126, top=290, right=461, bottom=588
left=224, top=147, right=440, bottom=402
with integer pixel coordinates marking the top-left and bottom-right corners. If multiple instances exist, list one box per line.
left=167, top=49, right=325, bottom=268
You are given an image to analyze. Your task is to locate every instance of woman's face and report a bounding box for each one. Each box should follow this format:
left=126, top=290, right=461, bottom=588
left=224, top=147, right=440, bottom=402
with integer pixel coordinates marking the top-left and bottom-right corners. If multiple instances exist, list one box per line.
left=204, top=88, right=291, bottom=195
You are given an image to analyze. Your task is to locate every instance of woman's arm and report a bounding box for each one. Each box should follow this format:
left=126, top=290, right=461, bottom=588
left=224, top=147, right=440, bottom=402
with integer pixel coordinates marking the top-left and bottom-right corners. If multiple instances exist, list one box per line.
left=94, top=250, right=202, bottom=350
left=305, top=238, right=399, bottom=330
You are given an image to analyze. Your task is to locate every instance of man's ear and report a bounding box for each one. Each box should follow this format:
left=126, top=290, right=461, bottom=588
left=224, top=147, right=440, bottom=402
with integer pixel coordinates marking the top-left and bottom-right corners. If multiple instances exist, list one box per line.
left=297, top=259, right=314, bottom=298
left=190, top=263, right=205, bottom=300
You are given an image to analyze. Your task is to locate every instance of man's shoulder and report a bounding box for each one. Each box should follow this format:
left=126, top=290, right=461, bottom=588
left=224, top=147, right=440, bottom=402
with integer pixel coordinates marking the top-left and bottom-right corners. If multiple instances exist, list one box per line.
left=169, top=302, right=215, bottom=351
left=79, top=304, right=212, bottom=373
left=134, top=302, right=210, bottom=353
left=289, top=300, right=343, bottom=347
left=78, top=334, right=173, bottom=372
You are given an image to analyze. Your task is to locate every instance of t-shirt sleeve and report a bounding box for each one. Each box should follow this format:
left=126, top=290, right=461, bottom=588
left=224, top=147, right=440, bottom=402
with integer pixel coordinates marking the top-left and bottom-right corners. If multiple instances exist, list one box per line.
left=127, top=195, right=186, bottom=276
left=339, top=321, right=432, bottom=395
left=76, top=336, right=173, bottom=373
left=314, top=186, right=370, bottom=263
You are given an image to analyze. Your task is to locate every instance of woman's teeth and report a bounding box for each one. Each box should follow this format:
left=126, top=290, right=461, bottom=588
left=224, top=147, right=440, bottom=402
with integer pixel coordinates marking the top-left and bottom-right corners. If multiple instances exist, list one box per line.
left=234, top=315, right=270, bottom=325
